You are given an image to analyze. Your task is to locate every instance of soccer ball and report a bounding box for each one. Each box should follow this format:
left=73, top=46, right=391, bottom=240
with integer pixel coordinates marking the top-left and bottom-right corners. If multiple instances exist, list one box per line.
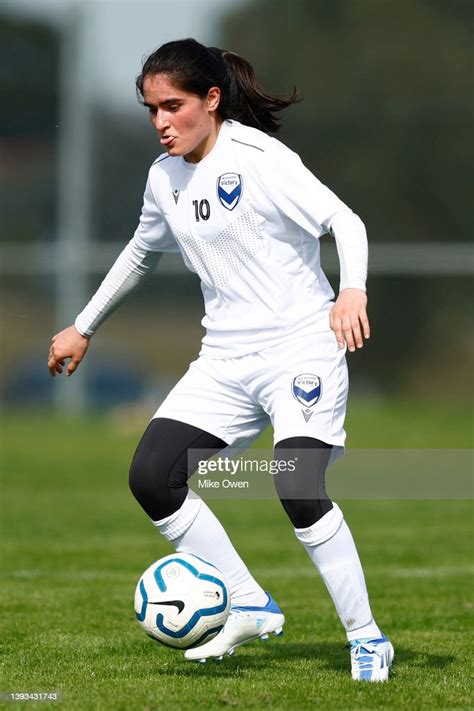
left=134, top=553, right=230, bottom=649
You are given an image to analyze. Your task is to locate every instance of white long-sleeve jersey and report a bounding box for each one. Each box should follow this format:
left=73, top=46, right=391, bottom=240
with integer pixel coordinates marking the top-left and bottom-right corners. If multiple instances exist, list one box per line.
left=75, top=120, right=368, bottom=357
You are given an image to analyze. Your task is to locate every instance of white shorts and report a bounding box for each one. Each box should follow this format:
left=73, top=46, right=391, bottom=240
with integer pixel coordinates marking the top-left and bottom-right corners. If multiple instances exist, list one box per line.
left=154, top=330, right=348, bottom=454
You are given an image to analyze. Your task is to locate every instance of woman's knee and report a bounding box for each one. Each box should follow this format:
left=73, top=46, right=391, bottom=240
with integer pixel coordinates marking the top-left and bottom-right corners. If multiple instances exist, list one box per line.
left=274, top=436, right=333, bottom=528
left=128, top=419, right=189, bottom=520
left=128, top=417, right=227, bottom=521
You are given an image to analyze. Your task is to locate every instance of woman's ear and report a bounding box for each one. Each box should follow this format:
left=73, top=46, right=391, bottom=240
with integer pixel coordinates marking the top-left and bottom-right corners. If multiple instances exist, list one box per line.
left=207, top=86, right=221, bottom=113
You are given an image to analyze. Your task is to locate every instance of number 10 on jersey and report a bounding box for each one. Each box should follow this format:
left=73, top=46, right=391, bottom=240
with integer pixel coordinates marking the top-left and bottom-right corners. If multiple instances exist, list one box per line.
left=193, top=199, right=211, bottom=221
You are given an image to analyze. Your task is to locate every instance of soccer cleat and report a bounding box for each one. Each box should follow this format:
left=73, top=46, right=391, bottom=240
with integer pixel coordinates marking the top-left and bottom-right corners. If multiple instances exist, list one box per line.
left=350, top=634, right=394, bottom=682
left=184, top=593, right=285, bottom=662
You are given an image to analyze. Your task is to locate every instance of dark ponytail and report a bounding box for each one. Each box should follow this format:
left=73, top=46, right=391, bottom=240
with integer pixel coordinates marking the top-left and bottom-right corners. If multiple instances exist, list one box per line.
left=216, top=49, right=300, bottom=133
left=136, top=38, right=300, bottom=134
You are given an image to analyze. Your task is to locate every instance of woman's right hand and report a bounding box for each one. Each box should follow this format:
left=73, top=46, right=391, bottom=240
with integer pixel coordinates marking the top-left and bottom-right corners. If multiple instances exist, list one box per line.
left=48, top=325, right=90, bottom=377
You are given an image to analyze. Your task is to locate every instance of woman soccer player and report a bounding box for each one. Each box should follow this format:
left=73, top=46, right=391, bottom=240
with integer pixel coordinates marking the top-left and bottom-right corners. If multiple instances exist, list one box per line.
left=48, top=38, right=393, bottom=680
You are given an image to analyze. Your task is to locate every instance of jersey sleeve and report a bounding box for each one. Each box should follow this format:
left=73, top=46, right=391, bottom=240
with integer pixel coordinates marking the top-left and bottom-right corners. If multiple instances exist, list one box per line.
left=75, top=169, right=180, bottom=336
left=133, top=172, right=179, bottom=253
left=260, top=140, right=349, bottom=237
left=328, top=211, right=368, bottom=291
left=258, top=140, right=368, bottom=291
left=74, top=239, right=161, bottom=337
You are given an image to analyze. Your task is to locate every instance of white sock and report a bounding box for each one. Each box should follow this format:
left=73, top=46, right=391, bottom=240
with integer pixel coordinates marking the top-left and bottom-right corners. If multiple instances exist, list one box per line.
left=153, top=493, right=267, bottom=608
left=295, top=503, right=382, bottom=641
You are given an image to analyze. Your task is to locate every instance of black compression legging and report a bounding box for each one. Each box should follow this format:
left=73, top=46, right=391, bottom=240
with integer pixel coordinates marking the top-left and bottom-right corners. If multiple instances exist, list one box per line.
left=129, top=418, right=333, bottom=528
left=273, top=436, right=333, bottom=527
left=129, top=418, right=227, bottom=520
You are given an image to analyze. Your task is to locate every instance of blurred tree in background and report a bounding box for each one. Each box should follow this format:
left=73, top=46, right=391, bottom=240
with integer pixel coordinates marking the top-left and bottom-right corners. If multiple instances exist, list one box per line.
left=0, top=15, right=58, bottom=139
left=220, top=0, right=472, bottom=244
left=0, top=14, right=58, bottom=242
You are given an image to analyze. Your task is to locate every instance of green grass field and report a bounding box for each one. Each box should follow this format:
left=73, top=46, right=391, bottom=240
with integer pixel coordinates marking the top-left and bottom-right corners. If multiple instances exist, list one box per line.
left=1, top=401, right=472, bottom=710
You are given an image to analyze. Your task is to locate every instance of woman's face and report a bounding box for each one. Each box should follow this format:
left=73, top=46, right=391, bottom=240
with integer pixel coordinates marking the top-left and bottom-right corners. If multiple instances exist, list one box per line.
left=142, top=73, right=221, bottom=163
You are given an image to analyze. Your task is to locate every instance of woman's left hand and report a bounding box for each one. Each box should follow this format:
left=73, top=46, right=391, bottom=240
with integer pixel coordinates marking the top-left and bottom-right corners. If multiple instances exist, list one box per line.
left=329, top=288, right=370, bottom=352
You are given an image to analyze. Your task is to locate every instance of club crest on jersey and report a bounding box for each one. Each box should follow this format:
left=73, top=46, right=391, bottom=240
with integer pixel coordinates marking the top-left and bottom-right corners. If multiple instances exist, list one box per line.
left=217, top=173, right=243, bottom=210
left=292, top=374, right=322, bottom=422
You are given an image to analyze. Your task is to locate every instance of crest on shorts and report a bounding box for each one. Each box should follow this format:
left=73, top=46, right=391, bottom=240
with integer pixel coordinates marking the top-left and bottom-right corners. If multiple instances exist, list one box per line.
left=292, top=373, right=322, bottom=422
left=217, top=173, right=243, bottom=210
